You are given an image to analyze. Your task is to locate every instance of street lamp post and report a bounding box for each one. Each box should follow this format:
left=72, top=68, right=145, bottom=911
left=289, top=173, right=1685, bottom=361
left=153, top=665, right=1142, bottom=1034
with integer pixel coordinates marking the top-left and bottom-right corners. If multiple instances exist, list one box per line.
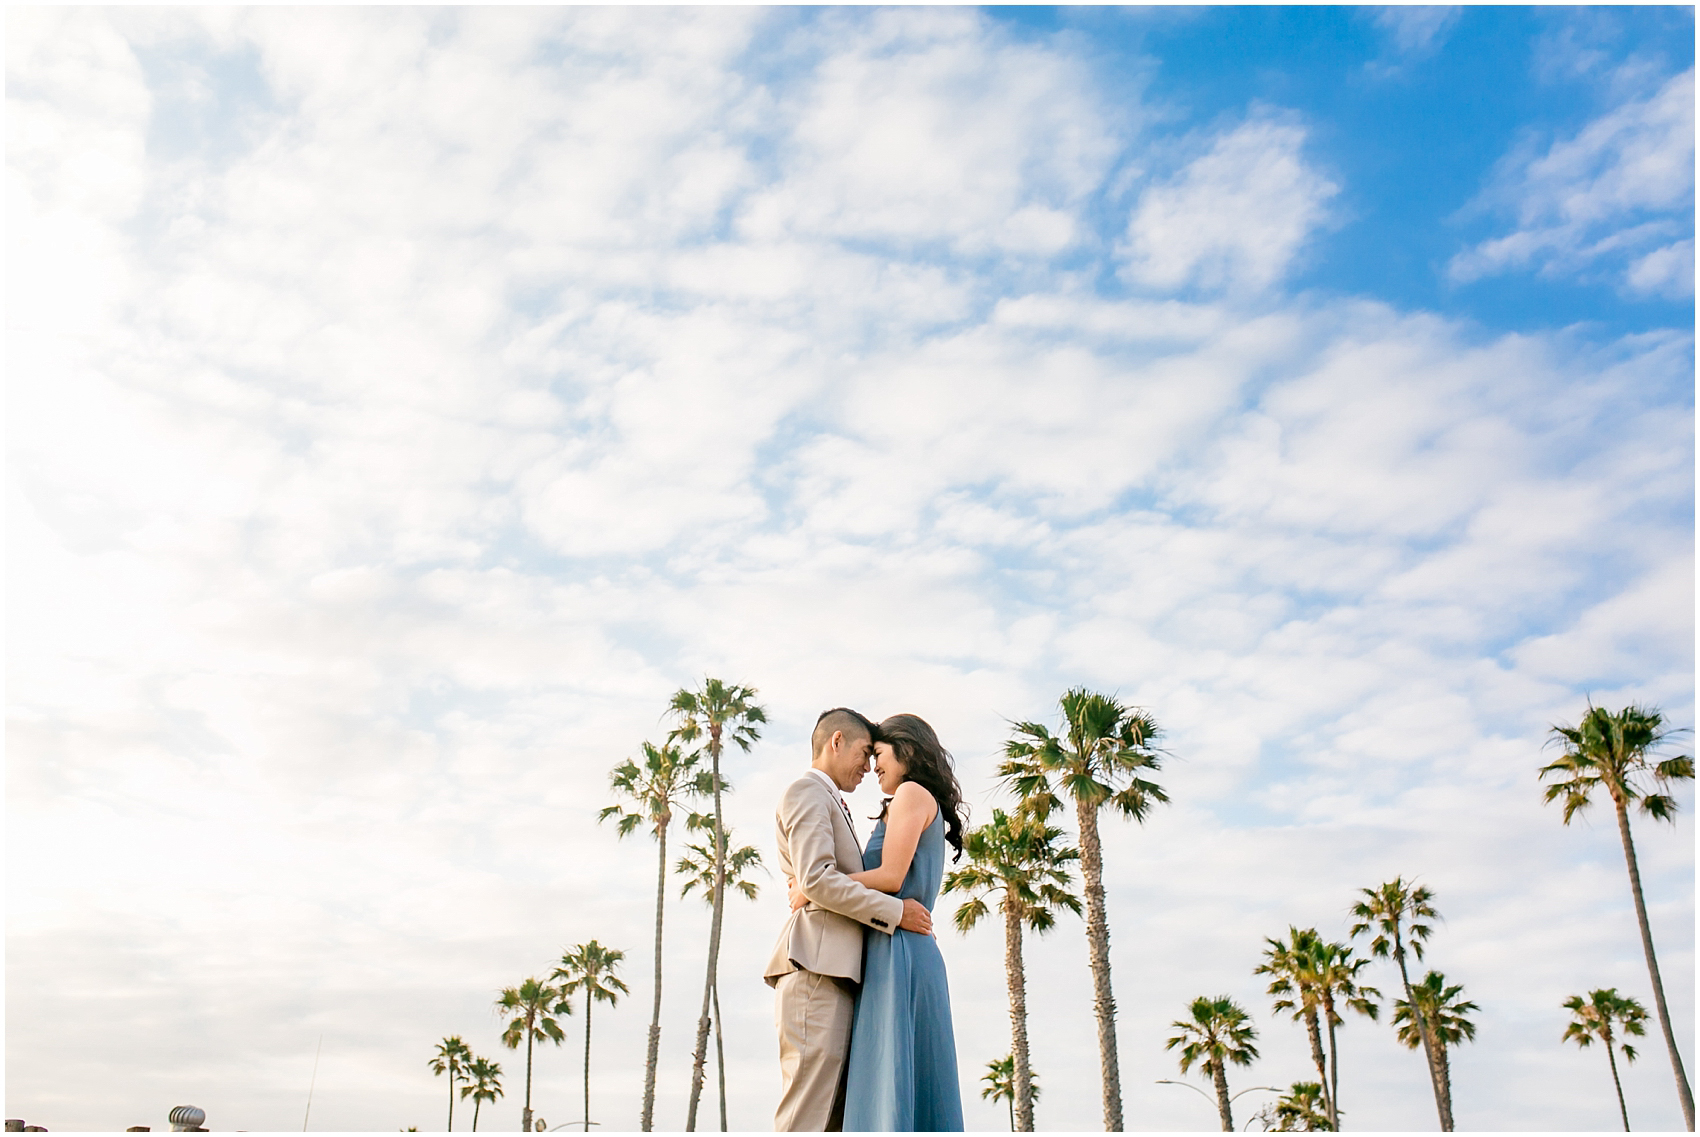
left=1154, top=1081, right=1280, bottom=1130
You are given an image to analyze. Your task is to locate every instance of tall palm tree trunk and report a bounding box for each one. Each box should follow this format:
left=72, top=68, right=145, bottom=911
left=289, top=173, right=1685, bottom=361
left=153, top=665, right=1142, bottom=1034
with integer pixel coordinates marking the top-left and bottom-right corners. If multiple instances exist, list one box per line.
left=1075, top=802, right=1125, bottom=1131
left=1303, top=1008, right=1333, bottom=1124
left=523, top=1030, right=535, bottom=1133
left=1436, top=1042, right=1454, bottom=1130
left=686, top=736, right=727, bottom=1131
left=473, top=1099, right=482, bottom=1132
left=642, top=823, right=668, bottom=1132
left=1321, top=995, right=1341, bottom=1129
left=449, top=1069, right=457, bottom=1132
left=583, top=997, right=593, bottom=1133
left=1614, top=797, right=1695, bottom=1129
left=1607, top=1042, right=1631, bottom=1131
left=713, top=981, right=728, bottom=1131
left=1211, top=1061, right=1233, bottom=1131
left=1004, top=904, right=1035, bottom=1133
left=1394, top=946, right=1450, bottom=1131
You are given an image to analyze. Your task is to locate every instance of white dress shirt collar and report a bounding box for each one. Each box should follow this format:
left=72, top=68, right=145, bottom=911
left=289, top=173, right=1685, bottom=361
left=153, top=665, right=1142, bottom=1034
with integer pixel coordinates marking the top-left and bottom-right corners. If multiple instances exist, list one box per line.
left=808, top=766, right=846, bottom=802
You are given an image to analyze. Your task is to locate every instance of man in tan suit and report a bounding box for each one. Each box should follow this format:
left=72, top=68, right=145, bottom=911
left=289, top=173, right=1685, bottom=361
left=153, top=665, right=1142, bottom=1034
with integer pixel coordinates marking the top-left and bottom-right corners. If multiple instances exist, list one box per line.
left=766, top=708, right=934, bottom=1131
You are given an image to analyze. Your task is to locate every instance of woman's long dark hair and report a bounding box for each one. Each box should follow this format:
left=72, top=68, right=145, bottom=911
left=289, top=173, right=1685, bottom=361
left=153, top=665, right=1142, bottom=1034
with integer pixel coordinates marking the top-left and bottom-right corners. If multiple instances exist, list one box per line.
left=874, top=713, right=968, bottom=861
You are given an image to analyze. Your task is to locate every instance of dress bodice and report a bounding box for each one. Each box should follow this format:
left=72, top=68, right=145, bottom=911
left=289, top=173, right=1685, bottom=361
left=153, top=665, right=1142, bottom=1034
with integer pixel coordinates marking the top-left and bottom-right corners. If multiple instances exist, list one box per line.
left=861, top=801, right=946, bottom=910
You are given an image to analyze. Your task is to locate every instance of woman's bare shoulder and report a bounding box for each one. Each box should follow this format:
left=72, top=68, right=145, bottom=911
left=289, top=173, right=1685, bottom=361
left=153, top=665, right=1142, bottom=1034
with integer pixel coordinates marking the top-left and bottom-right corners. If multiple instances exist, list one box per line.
left=892, top=780, right=939, bottom=817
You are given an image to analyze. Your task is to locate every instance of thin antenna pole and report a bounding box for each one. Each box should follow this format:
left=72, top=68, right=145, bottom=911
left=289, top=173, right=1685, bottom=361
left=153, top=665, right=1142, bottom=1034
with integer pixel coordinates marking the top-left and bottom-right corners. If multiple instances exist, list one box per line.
left=303, top=1035, right=323, bottom=1131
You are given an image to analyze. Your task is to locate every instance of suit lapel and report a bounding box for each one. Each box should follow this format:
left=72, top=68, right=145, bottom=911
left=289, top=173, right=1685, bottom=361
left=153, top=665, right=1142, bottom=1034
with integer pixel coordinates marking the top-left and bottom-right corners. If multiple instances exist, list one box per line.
left=818, top=779, right=859, bottom=862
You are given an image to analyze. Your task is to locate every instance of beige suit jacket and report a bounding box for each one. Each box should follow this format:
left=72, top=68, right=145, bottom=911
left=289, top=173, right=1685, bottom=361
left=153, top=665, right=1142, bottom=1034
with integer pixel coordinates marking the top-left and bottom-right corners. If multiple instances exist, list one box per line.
left=764, top=773, right=904, bottom=986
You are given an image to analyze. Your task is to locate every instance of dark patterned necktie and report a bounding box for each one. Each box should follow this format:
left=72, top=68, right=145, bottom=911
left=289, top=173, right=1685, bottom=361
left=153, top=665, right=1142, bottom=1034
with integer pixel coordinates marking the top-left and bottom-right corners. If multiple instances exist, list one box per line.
left=834, top=794, right=857, bottom=840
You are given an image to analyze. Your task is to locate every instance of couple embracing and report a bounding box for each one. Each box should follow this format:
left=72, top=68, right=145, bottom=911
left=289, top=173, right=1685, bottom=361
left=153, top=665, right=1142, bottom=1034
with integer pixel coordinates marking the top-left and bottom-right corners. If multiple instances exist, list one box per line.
left=765, top=708, right=968, bottom=1133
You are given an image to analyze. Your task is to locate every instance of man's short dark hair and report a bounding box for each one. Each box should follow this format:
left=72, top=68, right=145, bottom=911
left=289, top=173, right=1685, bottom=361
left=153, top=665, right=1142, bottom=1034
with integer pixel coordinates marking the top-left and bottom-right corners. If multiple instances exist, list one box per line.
left=812, top=707, right=875, bottom=759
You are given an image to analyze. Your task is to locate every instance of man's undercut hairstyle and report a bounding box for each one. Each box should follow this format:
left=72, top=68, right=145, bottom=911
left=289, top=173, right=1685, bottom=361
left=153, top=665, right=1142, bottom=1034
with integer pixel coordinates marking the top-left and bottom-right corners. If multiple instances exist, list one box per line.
left=812, top=707, right=875, bottom=760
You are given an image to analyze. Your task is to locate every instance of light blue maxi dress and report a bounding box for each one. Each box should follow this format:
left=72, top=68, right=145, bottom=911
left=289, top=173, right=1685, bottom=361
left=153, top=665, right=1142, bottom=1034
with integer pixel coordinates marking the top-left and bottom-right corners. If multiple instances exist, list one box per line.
left=842, top=806, right=964, bottom=1132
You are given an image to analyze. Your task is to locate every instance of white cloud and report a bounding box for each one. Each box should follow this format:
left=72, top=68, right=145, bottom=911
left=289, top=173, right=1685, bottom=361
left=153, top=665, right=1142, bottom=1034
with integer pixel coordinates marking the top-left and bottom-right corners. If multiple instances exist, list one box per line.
left=1626, top=236, right=1696, bottom=298
left=1120, top=112, right=1338, bottom=294
left=5, top=8, right=1693, bottom=1135
left=737, top=9, right=1121, bottom=256
left=5, top=8, right=151, bottom=340
left=1363, top=5, right=1462, bottom=78
left=1451, top=67, right=1695, bottom=296
left=1373, top=6, right=1462, bottom=58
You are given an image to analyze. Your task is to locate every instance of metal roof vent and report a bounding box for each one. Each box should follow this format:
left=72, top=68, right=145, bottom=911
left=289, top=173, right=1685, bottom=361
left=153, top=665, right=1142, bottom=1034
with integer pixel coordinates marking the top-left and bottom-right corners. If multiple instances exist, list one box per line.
left=168, top=1107, right=206, bottom=1132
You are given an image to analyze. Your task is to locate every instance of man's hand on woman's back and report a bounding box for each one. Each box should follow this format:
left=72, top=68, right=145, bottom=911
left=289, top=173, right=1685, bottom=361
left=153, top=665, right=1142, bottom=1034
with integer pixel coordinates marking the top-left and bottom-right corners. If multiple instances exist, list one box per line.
left=899, top=897, right=934, bottom=936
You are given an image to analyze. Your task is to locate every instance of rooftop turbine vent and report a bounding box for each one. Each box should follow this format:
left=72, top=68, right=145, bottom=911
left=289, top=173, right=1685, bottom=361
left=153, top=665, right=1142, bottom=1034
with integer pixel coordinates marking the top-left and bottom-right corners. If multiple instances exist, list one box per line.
left=167, top=1107, right=206, bottom=1132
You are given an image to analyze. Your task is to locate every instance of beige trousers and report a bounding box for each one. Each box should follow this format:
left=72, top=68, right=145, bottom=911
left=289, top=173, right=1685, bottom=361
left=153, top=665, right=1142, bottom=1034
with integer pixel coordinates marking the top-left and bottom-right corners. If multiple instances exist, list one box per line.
left=774, top=970, right=855, bottom=1132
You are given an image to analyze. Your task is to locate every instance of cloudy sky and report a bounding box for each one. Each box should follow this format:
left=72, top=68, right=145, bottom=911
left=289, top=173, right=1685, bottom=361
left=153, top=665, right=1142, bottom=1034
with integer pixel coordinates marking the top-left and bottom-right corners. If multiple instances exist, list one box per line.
left=6, top=6, right=1693, bottom=1133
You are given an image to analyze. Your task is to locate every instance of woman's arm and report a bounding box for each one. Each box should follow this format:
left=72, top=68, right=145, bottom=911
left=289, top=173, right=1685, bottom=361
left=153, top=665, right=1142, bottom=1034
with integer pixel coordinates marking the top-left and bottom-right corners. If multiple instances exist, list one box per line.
left=846, top=781, right=938, bottom=894
left=777, top=780, right=906, bottom=932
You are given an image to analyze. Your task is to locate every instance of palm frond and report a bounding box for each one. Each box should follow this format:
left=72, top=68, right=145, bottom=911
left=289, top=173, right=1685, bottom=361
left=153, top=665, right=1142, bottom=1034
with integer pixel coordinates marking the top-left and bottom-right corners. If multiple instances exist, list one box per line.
left=1641, top=793, right=1679, bottom=820
left=946, top=809, right=1079, bottom=933
left=1005, top=689, right=1170, bottom=827
left=1166, top=995, right=1259, bottom=1075
left=676, top=827, right=765, bottom=904
left=953, top=896, right=989, bottom=932
left=1544, top=704, right=1693, bottom=825
left=1392, top=970, right=1476, bottom=1049
left=1656, top=755, right=1695, bottom=780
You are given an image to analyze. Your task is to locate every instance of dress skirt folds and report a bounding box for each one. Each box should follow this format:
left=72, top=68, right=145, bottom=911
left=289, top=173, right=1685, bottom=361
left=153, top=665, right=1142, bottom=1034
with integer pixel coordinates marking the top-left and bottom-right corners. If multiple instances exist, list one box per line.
left=842, top=808, right=964, bottom=1132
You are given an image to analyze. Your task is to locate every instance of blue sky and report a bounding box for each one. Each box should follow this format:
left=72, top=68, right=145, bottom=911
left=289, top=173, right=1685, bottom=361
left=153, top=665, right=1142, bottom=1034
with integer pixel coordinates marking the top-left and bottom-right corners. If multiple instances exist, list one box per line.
left=6, top=6, right=1693, bottom=1134
left=991, top=5, right=1695, bottom=335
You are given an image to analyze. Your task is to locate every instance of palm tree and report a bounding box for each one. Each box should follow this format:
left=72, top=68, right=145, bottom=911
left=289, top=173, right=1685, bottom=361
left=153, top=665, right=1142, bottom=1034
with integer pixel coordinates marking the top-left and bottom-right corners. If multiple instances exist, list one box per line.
left=1312, top=939, right=1379, bottom=1126
left=999, top=689, right=1167, bottom=1131
left=666, top=678, right=766, bottom=1132
left=1166, top=995, right=1260, bottom=1132
left=981, top=1055, right=1040, bottom=1131
left=1256, top=928, right=1332, bottom=1125
left=497, top=977, right=569, bottom=1133
left=944, top=809, right=1082, bottom=1132
left=678, top=817, right=764, bottom=904
left=1349, top=879, right=1450, bottom=1130
left=1391, top=971, right=1476, bottom=1129
left=459, top=1055, right=504, bottom=1132
left=1255, top=1082, right=1334, bottom=1131
left=552, top=941, right=629, bottom=1134
left=1543, top=703, right=1695, bottom=1130
left=1564, top=988, right=1649, bottom=1131
left=600, top=741, right=710, bottom=1132
left=677, top=817, right=765, bottom=1131
left=430, top=1036, right=473, bottom=1131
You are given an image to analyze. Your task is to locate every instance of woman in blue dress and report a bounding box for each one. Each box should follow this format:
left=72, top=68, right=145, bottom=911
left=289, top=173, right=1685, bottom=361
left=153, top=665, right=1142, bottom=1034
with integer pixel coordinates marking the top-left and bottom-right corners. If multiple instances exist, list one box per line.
left=792, top=713, right=967, bottom=1132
